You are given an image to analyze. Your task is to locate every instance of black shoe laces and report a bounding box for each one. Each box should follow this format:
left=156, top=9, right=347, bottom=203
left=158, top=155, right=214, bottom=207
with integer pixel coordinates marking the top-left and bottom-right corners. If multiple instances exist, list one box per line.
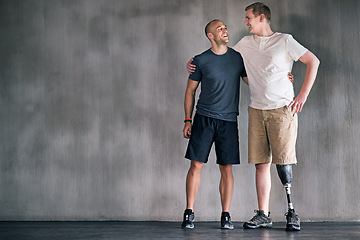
left=285, top=211, right=299, bottom=223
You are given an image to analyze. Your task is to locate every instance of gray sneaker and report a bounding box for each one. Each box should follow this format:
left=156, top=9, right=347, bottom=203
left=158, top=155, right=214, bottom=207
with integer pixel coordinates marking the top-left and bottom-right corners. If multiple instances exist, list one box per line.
left=285, top=209, right=301, bottom=231
left=243, top=210, right=273, bottom=229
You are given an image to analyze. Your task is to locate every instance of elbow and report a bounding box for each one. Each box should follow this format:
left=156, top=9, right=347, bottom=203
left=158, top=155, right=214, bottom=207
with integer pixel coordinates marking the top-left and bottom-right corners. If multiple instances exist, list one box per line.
left=309, top=56, right=320, bottom=69
left=312, top=52, right=320, bottom=66
left=314, top=56, right=320, bottom=67
left=303, top=51, right=320, bottom=68
left=188, top=89, right=196, bottom=96
left=185, top=89, right=196, bottom=98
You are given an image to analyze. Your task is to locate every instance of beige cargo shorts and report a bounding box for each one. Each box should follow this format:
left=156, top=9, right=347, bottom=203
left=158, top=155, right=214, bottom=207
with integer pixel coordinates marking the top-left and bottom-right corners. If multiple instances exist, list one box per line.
left=248, top=106, right=298, bottom=165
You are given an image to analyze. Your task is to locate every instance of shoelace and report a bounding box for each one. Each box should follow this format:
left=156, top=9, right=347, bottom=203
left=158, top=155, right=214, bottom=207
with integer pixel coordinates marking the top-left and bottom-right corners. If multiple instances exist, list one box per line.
left=285, top=211, right=298, bottom=222
left=251, top=211, right=261, bottom=219
left=250, top=212, right=270, bottom=224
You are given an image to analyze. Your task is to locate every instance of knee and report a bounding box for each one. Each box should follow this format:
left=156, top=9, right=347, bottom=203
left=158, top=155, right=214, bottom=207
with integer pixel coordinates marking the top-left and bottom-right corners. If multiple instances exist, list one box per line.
left=255, top=163, right=270, bottom=172
left=190, top=160, right=204, bottom=172
left=219, top=164, right=233, bottom=177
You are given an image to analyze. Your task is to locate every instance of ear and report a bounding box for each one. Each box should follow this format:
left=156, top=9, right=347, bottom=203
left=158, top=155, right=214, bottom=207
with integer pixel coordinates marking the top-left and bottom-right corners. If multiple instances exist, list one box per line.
left=260, top=14, right=265, bottom=23
left=207, top=32, right=213, bottom=39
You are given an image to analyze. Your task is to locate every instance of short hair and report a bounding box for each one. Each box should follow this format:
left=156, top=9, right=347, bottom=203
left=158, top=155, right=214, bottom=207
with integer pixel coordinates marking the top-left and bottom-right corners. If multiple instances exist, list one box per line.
left=205, top=19, right=221, bottom=38
left=245, top=2, right=271, bottom=23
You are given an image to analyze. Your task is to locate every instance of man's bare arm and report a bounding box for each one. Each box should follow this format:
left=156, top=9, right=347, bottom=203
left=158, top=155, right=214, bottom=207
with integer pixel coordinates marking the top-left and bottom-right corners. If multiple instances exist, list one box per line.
left=289, top=50, right=320, bottom=113
left=183, top=79, right=200, bottom=139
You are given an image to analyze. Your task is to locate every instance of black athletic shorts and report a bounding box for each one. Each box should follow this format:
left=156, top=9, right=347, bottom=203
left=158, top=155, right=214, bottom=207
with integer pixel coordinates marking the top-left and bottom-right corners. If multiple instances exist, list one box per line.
left=185, top=114, right=240, bottom=165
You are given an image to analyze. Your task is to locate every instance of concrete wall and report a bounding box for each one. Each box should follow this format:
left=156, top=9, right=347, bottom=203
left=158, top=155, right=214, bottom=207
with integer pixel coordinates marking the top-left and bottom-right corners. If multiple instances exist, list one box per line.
left=0, top=0, right=359, bottom=221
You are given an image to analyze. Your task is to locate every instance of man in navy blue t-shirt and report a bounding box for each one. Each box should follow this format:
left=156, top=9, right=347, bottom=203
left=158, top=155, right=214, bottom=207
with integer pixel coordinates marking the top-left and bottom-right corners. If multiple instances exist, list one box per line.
left=181, top=19, right=248, bottom=230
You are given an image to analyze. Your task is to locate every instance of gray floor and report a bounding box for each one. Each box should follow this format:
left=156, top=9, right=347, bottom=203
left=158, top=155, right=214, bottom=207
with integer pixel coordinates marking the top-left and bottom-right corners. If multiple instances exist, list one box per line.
left=1, top=221, right=360, bottom=240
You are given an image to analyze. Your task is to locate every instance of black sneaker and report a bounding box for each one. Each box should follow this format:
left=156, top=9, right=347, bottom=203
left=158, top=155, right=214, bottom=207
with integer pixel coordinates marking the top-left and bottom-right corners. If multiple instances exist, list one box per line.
left=181, top=209, right=195, bottom=229
left=221, top=212, right=234, bottom=229
left=285, top=209, right=301, bottom=231
left=243, top=210, right=273, bottom=229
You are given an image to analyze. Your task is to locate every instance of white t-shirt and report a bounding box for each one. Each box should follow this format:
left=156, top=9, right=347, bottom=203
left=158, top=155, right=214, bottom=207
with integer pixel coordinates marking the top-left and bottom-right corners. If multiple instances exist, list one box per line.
left=233, top=32, right=308, bottom=110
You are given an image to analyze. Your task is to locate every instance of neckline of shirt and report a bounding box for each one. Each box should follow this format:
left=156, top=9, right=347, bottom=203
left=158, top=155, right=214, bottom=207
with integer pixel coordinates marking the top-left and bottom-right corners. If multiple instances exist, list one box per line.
left=253, top=32, right=279, bottom=40
left=209, top=47, right=229, bottom=56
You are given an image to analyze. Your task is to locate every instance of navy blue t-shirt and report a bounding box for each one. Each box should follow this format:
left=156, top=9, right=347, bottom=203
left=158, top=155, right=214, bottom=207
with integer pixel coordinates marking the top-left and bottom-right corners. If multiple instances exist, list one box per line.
left=189, top=48, right=247, bottom=122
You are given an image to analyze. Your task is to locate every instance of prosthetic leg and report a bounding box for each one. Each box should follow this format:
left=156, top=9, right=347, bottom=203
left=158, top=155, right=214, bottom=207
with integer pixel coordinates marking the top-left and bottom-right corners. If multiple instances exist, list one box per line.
left=276, top=164, right=300, bottom=231
left=276, top=164, right=293, bottom=210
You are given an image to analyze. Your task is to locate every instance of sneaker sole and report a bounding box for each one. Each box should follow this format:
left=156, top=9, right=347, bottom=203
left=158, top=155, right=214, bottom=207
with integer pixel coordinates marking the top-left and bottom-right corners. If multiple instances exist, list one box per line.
left=181, top=223, right=194, bottom=229
left=221, top=225, right=234, bottom=230
left=286, top=224, right=300, bottom=231
left=243, top=223, right=273, bottom=229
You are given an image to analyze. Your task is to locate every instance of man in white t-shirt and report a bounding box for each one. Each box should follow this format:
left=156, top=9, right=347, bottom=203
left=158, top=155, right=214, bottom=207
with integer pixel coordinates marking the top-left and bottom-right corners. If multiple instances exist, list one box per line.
left=187, top=2, right=320, bottom=231
left=236, top=2, right=319, bottom=231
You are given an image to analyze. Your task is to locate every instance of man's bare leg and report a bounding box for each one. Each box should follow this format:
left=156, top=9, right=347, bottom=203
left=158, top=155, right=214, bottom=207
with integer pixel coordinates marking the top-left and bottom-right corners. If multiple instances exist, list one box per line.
left=219, top=164, right=234, bottom=212
left=219, top=164, right=235, bottom=229
left=256, top=162, right=271, bottom=214
left=185, top=160, right=204, bottom=210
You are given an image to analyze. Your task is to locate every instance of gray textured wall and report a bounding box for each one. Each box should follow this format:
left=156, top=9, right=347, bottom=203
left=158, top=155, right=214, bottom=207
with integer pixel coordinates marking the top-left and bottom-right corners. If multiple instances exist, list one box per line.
left=0, top=0, right=359, bottom=221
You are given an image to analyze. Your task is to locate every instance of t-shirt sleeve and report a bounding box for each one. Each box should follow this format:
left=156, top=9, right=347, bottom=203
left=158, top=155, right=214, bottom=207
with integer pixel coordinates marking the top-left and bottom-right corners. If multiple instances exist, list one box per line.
left=188, top=56, right=202, bottom=82
left=233, top=40, right=241, bottom=53
left=285, top=35, right=308, bottom=61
